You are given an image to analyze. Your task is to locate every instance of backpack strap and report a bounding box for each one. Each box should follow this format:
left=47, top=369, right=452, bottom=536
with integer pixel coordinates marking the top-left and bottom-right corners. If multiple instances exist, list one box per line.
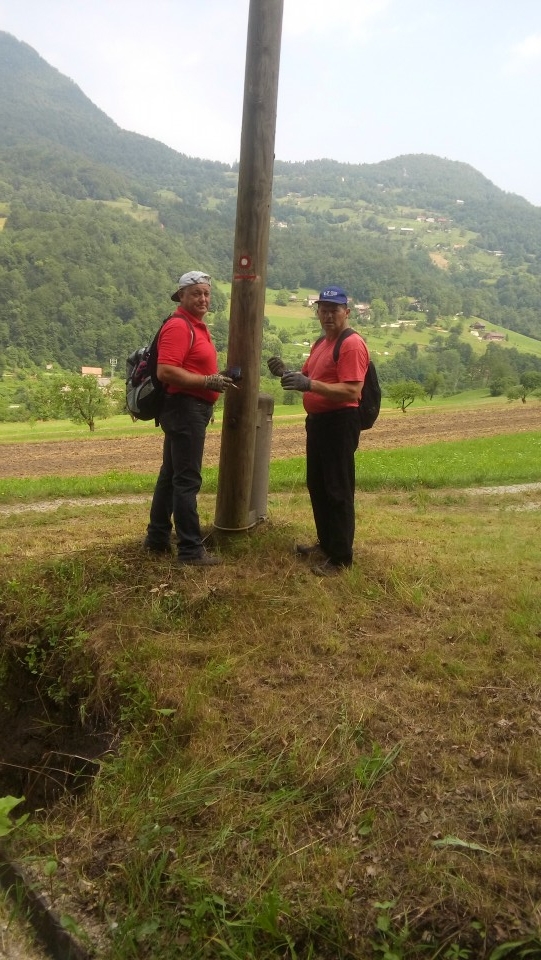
left=331, top=327, right=358, bottom=363
left=151, top=314, right=195, bottom=377
left=148, top=314, right=195, bottom=421
left=160, top=313, right=195, bottom=350
left=312, top=326, right=359, bottom=363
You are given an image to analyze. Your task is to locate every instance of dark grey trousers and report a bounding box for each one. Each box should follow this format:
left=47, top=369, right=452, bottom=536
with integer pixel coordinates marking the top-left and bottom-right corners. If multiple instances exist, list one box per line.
left=147, top=394, right=213, bottom=559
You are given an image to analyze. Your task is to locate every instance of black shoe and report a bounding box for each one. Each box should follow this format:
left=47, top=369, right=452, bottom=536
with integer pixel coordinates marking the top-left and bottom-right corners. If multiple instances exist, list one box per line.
left=311, top=558, right=346, bottom=577
left=143, top=538, right=171, bottom=554
left=178, top=550, right=222, bottom=567
left=295, top=542, right=325, bottom=557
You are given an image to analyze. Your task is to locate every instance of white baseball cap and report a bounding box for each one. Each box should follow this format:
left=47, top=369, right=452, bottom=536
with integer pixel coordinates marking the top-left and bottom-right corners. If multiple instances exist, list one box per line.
left=171, top=270, right=212, bottom=302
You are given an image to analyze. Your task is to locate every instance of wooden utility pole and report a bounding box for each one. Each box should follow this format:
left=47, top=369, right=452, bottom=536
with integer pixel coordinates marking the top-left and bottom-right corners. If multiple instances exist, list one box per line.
left=214, top=0, right=284, bottom=532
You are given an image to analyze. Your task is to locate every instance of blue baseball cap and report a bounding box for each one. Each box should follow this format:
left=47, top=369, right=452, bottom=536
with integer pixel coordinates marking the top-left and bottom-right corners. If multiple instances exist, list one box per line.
left=316, top=285, right=348, bottom=305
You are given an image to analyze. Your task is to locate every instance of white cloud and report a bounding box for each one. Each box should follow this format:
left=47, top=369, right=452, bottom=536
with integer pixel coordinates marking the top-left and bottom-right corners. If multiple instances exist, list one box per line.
left=505, top=34, right=541, bottom=74
left=283, top=0, right=390, bottom=40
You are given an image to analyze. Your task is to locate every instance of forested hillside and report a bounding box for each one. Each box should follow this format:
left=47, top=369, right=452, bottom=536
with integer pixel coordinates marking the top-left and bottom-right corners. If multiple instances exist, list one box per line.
left=1, top=30, right=541, bottom=375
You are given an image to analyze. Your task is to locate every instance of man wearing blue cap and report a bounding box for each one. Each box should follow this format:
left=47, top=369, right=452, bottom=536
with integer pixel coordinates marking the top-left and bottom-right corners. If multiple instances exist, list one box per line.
left=268, top=285, right=369, bottom=576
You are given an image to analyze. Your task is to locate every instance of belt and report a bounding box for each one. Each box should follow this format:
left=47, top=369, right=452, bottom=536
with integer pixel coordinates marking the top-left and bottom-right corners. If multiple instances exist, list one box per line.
left=306, top=408, right=351, bottom=419
left=165, top=392, right=213, bottom=407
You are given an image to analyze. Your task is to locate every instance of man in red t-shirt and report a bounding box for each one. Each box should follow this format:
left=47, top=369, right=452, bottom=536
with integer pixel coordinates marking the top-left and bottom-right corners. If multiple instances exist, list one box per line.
left=145, top=270, right=235, bottom=566
left=268, top=285, right=369, bottom=576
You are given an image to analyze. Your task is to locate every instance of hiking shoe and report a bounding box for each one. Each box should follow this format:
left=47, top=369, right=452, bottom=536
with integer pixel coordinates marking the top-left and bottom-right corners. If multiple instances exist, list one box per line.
left=178, top=550, right=222, bottom=567
left=143, top=538, right=171, bottom=554
left=295, top=542, right=326, bottom=557
left=311, top=558, right=346, bottom=577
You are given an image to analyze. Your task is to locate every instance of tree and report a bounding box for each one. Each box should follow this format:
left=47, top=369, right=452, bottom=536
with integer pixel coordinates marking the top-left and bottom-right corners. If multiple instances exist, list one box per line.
left=370, top=298, right=389, bottom=325
left=209, top=313, right=229, bottom=351
left=507, top=371, right=541, bottom=403
left=477, top=343, right=516, bottom=387
left=28, top=376, right=65, bottom=420
left=386, top=379, right=426, bottom=412
left=522, top=370, right=541, bottom=392
left=53, top=373, right=112, bottom=431
left=209, top=286, right=227, bottom=314
left=394, top=295, right=411, bottom=319
left=282, top=389, right=302, bottom=406
left=260, top=332, right=285, bottom=376
left=507, top=384, right=527, bottom=403
left=489, top=376, right=515, bottom=397
left=424, top=372, right=444, bottom=400
left=403, top=342, right=419, bottom=359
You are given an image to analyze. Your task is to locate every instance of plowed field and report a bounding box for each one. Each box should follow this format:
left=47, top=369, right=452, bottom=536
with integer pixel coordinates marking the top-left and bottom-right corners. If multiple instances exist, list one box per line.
left=1, top=403, right=540, bottom=479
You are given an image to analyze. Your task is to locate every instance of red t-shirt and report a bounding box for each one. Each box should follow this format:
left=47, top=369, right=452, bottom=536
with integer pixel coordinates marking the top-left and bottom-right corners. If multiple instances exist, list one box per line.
left=157, top=307, right=220, bottom=403
left=301, top=331, right=370, bottom=414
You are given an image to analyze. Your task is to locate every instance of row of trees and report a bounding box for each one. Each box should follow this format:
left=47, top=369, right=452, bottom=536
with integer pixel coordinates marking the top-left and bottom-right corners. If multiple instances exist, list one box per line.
left=1, top=372, right=118, bottom=430
left=2, top=339, right=540, bottom=428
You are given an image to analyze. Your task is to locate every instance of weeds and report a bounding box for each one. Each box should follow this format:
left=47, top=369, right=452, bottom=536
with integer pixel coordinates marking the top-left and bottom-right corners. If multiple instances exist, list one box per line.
left=354, top=743, right=402, bottom=792
left=1, top=481, right=541, bottom=958
left=370, top=900, right=412, bottom=959
left=0, top=796, right=28, bottom=837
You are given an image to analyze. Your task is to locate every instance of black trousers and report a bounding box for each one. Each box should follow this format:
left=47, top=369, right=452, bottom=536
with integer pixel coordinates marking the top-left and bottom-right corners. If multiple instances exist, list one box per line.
left=305, top=408, right=361, bottom=566
left=147, top=394, right=213, bottom=559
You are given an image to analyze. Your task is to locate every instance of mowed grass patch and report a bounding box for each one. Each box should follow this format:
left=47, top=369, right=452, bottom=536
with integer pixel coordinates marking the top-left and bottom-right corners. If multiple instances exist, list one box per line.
left=1, top=430, right=540, bottom=505
left=0, top=470, right=158, bottom=504
left=272, top=431, right=541, bottom=493
left=355, top=431, right=541, bottom=490
left=1, top=487, right=540, bottom=959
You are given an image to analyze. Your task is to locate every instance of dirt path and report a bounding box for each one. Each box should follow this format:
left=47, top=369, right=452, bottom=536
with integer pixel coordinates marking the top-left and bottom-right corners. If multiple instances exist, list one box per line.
left=0, top=403, right=539, bottom=480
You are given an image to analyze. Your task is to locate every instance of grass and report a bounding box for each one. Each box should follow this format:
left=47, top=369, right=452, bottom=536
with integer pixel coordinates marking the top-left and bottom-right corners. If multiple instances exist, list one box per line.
left=0, top=414, right=541, bottom=960
left=1, top=426, right=540, bottom=957
left=1, top=430, right=540, bottom=505
left=89, top=197, right=160, bottom=224
left=271, top=432, right=541, bottom=493
left=1, top=479, right=541, bottom=958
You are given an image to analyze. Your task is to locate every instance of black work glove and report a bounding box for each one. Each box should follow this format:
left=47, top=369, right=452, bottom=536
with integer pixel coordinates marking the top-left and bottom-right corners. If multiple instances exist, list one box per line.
left=267, top=356, right=287, bottom=377
left=281, top=372, right=311, bottom=392
left=221, top=366, right=242, bottom=383
left=204, top=374, right=235, bottom=392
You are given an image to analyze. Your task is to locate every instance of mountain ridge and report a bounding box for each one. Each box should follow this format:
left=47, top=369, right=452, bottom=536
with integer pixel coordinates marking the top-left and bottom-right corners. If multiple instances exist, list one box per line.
left=1, top=30, right=541, bottom=374
left=2, top=31, right=538, bottom=211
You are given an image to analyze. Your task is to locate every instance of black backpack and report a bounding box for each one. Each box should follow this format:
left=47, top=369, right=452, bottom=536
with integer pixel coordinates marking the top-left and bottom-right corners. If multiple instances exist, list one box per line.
left=125, top=315, right=194, bottom=424
left=313, top=327, right=381, bottom=430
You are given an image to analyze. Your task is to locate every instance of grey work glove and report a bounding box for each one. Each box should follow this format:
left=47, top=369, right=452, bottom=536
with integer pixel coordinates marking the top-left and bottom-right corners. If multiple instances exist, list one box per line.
left=267, top=356, right=287, bottom=377
left=281, top=371, right=311, bottom=392
left=204, top=373, right=235, bottom=392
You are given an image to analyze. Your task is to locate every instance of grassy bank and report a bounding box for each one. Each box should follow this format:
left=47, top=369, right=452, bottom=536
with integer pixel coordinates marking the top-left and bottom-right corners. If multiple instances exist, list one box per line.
left=1, top=478, right=540, bottom=958
left=1, top=417, right=541, bottom=958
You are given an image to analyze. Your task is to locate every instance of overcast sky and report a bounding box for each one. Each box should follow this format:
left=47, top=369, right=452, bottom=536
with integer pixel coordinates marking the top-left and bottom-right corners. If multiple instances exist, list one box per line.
left=2, top=0, right=541, bottom=206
